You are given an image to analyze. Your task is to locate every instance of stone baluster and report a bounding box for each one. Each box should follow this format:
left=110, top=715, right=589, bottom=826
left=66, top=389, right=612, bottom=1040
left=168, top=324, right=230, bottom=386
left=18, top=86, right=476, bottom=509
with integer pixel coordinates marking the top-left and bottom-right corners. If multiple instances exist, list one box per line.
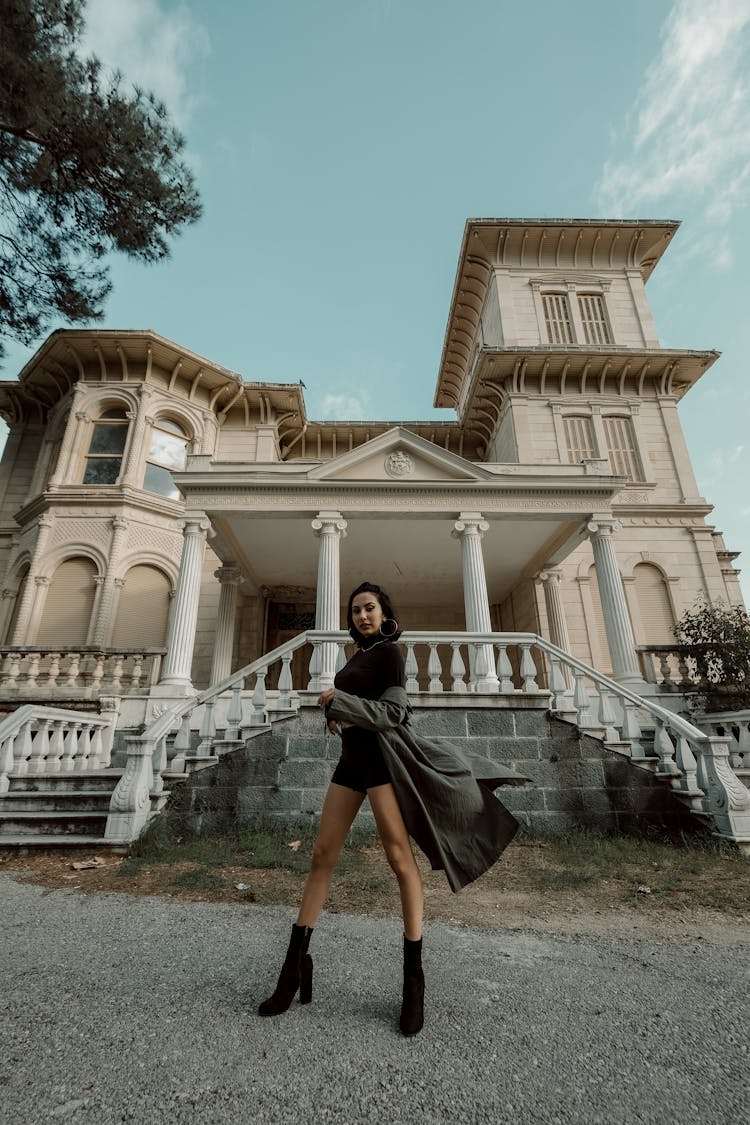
left=47, top=720, right=66, bottom=772
left=277, top=653, right=294, bottom=709
left=28, top=719, right=51, bottom=774
left=171, top=714, right=192, bottom=773
left=209, top=566, right=243, bottom=685
left=250, top=670, right=267, bottom=725
left=452, top=513, right=498, bottom=692
left=450, top=643, right=467, bottom=693
left=587, top=519, right=644, bottom=686
left=495, top=644, right=515, bottom=693
left=0, top=732, right=14, bottom=792
left=225, top=682, right=244, bottom=740
left=427, top=644, right=443, bottom=693
left=404, top=644, right=419, bottom=694
left=61, top=723, right=78, bottom=770
left=519, top=644, right=539, bottom=693
left=46, top=652, right=61, bottom=688
left=159, top=516, right=212, bottom=690
left=312, top=511, right=347, bottom=687
left=65, top=652, right=81, bottom=689
left=197, top=699, right=217, bottom=755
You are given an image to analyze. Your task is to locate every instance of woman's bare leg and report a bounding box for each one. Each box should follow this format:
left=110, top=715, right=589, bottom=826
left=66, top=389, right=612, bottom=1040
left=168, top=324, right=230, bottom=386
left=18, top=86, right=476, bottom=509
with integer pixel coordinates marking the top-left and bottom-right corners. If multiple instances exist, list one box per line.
left=296, top=783, right=365, bottom=927
left=367, top=783, right=423, bottom=940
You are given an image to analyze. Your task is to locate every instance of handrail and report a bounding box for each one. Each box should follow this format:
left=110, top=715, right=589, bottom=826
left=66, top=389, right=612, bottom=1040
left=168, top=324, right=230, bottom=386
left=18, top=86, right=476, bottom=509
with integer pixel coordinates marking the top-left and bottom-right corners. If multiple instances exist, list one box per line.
left=0, top=704, right=112, bottom=740
left=143, top=628, right=711, bottom=746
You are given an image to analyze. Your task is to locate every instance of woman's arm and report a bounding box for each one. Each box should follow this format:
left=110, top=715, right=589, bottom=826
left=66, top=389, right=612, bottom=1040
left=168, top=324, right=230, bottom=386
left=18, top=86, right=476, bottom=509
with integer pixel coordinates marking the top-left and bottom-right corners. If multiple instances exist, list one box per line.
left=326, top=686, right=408, bottom=731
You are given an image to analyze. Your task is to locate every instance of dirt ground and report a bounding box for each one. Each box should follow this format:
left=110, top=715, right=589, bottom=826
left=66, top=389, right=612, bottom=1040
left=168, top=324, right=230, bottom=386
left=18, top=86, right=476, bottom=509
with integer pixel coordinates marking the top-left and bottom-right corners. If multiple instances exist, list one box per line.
left=2, top=839, right=748, bottom=946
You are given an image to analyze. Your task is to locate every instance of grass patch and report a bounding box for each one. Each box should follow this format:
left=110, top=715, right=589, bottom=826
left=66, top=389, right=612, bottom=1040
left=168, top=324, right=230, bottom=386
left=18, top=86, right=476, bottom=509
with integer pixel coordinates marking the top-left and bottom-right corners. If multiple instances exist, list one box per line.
left=169, top=866, right=229, bottom=892
left=521, top=827, right=748, bottom=910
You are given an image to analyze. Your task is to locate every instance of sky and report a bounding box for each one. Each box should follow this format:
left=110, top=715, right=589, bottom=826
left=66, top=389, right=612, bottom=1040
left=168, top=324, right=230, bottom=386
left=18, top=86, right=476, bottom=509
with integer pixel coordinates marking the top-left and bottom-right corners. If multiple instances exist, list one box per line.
left=3, top=0, right=750, bottom=598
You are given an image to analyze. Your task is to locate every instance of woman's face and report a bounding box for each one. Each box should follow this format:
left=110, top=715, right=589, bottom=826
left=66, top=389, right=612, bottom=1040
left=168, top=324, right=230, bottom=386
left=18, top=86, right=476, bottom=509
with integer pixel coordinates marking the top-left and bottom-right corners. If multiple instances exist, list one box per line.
left=351, top=591, right=386, bottom=637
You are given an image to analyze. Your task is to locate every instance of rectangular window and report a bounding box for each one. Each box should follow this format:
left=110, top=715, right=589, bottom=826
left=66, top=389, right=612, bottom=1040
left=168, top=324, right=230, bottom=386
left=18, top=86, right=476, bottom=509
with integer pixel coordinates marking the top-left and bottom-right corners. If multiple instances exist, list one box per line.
left=563, top=416, right=597, bottom=462
left=542, top=293, right=573, bottom=344
left=578, top=294, right=611, bottom=345
left=604, top=416, right=643, bottom=480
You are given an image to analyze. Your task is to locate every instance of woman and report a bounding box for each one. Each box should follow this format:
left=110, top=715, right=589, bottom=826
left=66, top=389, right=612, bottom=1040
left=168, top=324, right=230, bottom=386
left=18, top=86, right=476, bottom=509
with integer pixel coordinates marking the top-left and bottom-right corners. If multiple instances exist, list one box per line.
left=258, top=581, right=524, bottom=1036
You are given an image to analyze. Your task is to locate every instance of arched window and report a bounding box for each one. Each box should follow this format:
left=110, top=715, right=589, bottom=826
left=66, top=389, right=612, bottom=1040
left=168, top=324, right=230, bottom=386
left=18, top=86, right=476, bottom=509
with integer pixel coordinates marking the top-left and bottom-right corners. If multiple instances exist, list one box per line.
left=633, top=563, right=675, bottom=644
left=82, top=408, right=130, bottom=485
left=143, top=418, right=188, bottom=500
left=111, top=565, right=171, bottom=647
left=36, top=557, right=98, bottom=646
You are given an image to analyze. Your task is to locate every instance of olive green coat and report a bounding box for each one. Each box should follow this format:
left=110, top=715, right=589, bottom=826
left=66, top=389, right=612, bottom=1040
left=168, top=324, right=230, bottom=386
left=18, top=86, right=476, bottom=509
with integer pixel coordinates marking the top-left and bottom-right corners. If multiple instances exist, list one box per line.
left=327, top=685, right=530, bottom=892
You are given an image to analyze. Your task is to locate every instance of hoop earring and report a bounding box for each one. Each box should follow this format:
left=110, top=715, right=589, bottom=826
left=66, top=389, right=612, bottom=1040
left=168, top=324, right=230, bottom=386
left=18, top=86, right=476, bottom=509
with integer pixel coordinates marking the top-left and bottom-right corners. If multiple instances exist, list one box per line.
left=379, top=618, right=398, bottom=638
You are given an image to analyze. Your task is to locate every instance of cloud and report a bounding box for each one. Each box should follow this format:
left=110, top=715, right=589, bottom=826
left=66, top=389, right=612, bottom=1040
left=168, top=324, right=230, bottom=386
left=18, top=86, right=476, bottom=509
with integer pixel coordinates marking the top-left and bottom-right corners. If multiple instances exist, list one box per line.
left=80, top=0, right=210, bottom=128
left=700, top=443, right=746, bottom=485
left=317, top=390, right=371, bottom=419
left=595, top=0, right=750, bottom=267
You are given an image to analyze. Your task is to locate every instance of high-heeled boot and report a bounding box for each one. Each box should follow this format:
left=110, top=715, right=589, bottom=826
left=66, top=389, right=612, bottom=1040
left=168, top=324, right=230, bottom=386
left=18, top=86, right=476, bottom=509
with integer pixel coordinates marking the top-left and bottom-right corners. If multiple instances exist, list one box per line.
left=399, top=935, right=424, bottom=1036
left=258, top=923, right=313, bottom=1016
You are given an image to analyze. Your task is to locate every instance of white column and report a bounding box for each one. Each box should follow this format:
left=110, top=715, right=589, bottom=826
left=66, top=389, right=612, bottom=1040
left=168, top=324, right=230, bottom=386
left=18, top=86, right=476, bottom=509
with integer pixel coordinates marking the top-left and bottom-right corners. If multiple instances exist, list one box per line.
left=91, top=517, right=129, bottom=645
left=47, top=385, right=86, bottom=488
left=209, top=565, right=242, bottom=685
left=452, top=512, right=498, bottom=691
left=159, top=516, right=211, bottom=690
left=588, top=518, right=644, bottom=685
left=10, top=515, right=54, bottom=644
left=121, top=386, right=154, bottom=487
left=540, top=569, right=571, bottom=652
left=312, top=511, right=347, bottom=686
left=540, top=568, right=573, bottom=690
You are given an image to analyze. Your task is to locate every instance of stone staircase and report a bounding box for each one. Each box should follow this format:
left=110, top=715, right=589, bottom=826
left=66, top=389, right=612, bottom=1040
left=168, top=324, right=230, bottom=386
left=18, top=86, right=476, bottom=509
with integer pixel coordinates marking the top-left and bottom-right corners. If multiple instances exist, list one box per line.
left=159, top=701, right=699, bottom=840
left=3, top=630, right=749, bottom=851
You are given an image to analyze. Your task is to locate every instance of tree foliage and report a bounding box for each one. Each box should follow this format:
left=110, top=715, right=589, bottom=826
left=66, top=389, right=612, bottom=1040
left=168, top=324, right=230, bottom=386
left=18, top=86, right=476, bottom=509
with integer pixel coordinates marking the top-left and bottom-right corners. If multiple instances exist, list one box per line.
left=674, top=601, right=750, bottom=709
left=0, top=0, right=202, bottom=359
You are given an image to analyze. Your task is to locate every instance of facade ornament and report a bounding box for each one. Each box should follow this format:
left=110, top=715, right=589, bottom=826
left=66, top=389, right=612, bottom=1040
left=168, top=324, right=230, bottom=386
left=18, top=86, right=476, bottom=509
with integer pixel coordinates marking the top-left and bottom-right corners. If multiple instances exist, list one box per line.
left=384, top=450, right=414, bottom=478
left=34, top=576, right=50, bottom=588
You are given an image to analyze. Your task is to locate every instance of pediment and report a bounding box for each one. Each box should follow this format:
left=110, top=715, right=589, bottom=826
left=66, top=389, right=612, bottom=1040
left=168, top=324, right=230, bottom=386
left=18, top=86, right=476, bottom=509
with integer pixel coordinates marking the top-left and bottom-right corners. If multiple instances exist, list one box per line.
left=307, top=427, right=490, bottom=483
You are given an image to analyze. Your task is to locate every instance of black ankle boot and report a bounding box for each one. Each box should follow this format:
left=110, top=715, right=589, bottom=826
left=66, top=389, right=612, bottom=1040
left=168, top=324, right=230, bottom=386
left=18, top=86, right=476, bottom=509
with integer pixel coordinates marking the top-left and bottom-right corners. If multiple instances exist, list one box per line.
left=399, top=935, right=424, bottom=1037
left=258, top=923, right=314, bottom=1017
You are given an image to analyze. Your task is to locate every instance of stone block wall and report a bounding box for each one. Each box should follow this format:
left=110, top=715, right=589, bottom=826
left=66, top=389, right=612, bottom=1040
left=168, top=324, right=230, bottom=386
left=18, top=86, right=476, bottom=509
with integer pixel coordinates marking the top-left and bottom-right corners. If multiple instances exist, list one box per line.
left=169, top=703, right=696, bottom=840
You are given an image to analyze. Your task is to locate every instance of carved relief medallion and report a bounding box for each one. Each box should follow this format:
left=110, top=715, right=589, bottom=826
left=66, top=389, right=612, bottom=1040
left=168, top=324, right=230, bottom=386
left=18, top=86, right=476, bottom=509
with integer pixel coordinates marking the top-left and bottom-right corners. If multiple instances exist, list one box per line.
left=384, top=450, right=414, bottom=478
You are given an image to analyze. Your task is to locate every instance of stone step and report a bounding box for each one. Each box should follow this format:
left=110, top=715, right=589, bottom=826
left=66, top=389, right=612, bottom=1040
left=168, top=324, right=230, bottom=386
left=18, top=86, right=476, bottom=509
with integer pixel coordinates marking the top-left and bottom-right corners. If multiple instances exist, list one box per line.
left=0, top=835, right=129, bottom=852
left=0, top=791, right=114, bottom=813
left=0, top=811, right=107, bottom=837
left=7, top=770, right=123, bottom=794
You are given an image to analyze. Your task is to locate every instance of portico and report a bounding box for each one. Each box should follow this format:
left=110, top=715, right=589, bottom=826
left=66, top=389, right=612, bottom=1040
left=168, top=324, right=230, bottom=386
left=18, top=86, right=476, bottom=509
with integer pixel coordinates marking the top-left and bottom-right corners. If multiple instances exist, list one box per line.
left=160, top=427, right=642, bottom=691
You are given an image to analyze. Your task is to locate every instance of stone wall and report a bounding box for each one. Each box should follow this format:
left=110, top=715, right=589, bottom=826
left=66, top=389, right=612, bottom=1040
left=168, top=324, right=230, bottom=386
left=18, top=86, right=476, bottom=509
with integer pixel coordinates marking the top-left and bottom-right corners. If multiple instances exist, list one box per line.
left=170, top=703, right=697, bottom=839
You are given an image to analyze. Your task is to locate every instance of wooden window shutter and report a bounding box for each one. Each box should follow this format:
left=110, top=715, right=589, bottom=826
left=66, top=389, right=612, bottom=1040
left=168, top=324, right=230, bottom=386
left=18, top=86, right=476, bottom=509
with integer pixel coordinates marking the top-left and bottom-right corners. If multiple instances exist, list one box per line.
left=111, top=565, right=171, bottom=648
left=37, top=558, right=97, bottom=646
left=633, top=564, right=674, bottom=644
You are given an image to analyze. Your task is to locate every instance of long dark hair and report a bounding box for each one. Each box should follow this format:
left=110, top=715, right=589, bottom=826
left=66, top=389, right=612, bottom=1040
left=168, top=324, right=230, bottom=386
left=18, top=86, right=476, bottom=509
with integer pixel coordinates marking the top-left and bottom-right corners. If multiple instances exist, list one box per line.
left=346, top=581, right=401, bottom=646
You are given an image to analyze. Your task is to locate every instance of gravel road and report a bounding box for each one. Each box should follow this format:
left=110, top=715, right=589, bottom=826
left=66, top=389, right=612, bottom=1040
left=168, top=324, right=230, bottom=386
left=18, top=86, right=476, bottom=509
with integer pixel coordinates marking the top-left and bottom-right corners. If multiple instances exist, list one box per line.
left=1, top=873, right=747, bottom=1125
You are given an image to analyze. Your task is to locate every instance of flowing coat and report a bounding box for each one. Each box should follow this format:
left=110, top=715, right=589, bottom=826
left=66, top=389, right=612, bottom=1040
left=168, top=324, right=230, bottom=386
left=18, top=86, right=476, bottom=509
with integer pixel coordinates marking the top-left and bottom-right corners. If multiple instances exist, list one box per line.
left=326, top=685, right=530, bottom=892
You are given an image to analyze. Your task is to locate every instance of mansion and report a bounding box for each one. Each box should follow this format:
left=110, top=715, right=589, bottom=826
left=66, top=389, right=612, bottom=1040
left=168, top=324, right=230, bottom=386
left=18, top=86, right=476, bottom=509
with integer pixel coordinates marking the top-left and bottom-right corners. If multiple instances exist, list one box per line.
left=0, top=218, right=741, bottom=702
left=0, top=218, right=747, bottom=850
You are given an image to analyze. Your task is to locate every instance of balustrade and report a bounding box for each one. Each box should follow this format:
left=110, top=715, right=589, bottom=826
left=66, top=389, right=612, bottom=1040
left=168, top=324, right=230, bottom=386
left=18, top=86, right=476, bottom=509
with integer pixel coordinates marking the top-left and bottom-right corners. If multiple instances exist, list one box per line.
left=0, top=705, right=115, bottom=790
left=0, top=647, right=165, bottom=697
left=103, top=628, right=750, bottom=852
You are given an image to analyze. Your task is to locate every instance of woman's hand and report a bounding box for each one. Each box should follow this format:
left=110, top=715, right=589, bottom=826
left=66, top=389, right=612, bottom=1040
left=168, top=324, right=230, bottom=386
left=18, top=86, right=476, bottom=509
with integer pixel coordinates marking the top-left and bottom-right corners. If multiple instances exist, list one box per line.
left=318, top=688, right=335, bottom=709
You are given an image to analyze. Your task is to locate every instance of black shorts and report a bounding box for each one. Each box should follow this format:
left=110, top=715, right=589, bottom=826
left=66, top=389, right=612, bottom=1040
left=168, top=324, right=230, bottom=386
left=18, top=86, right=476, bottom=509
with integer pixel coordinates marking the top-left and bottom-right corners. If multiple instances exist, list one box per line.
left=330, top=727, right=391, bottom=793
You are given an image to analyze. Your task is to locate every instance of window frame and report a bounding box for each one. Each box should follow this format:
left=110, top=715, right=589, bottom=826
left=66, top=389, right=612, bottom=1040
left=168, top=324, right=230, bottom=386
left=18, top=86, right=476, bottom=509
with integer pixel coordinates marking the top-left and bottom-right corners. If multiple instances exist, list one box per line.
left=531, top=279, right=614, bottom=347
left=81, top=408, right=130, bottom=486
left=142, top=415, right=190, bottom=501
